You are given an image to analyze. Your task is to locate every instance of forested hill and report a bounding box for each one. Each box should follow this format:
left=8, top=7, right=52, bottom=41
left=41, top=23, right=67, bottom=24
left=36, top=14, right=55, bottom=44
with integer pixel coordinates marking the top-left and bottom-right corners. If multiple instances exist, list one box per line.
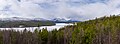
left=60, top=15, right=120, bottom=44
left=0, top=15, right=120, bottom=44
left=0, top=21, right=55, bottom=28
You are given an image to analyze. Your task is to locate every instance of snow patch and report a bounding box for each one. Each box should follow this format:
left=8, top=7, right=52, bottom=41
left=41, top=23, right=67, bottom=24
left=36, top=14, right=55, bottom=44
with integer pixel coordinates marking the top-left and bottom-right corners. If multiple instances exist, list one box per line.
left=0, top=23, right=74, bottom=32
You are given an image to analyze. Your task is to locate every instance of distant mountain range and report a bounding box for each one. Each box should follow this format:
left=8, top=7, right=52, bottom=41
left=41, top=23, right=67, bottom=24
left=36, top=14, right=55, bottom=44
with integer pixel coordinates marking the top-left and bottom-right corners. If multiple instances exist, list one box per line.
left=0, top=17, right=47, bottom=21
left=0, top=17, right=80, bottom=23
left=51, top=18, right=80, bottom=23
left=0, top=17, right=80, bottom=28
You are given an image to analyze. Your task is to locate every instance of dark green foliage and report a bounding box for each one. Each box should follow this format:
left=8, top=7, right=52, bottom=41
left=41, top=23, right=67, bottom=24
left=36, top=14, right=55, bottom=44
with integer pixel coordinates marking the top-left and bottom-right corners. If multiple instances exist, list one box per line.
left=0, top=15, right=120, bottom=44
left=0, top=21, right=55, bottom=28
left=41, top=29, right=48, bottom=44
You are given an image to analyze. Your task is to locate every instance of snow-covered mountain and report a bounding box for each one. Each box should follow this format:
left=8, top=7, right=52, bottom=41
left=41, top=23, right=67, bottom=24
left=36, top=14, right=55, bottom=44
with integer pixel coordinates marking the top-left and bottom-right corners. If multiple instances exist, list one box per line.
left=0, top=17, right=30, bottom=21
left=0, top=17, right=48, bottom=21
left=50, top=18, right=80, bottom=23
left=51, top=18, right=70, bottom=21
left=0, top=17, right=80, bottom=23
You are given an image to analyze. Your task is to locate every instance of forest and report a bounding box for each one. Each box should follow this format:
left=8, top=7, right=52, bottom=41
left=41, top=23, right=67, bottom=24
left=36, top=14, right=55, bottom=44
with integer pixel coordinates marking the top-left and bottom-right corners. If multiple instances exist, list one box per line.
left=0, top=15, right=120, bottom=44
left=0, top=21, right=55, bottom=28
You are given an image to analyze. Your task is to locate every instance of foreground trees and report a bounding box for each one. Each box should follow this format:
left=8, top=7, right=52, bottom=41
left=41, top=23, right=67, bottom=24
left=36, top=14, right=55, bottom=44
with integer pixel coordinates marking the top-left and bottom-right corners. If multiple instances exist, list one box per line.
left=0, top=15, right=120, bottom=44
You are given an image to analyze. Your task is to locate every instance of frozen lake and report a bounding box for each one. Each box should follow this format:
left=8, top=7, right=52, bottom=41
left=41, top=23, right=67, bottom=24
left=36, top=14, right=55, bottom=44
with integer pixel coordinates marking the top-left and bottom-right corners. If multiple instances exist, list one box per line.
left=0, top=23, right=74, bottom=32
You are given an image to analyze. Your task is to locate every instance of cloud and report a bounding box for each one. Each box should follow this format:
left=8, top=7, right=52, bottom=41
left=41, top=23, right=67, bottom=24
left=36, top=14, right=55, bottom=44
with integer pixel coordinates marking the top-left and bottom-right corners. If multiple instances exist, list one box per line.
left=0, top=0, right=120, bottom=21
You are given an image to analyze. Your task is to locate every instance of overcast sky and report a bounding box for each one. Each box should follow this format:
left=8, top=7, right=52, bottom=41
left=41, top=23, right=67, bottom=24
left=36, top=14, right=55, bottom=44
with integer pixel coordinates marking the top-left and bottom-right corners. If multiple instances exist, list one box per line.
left=0, top=0, right=120, bottom=21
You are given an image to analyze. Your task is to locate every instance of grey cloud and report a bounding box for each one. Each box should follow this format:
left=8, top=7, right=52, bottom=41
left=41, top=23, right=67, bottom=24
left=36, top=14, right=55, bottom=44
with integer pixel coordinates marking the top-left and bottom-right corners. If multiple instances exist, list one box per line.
left=0, top=0, right=120, bottom=21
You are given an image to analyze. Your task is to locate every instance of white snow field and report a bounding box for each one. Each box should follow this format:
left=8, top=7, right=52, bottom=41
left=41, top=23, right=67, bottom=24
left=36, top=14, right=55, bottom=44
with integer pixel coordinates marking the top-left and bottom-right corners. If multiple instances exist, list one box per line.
left=0, top=23, right=74, bottom=32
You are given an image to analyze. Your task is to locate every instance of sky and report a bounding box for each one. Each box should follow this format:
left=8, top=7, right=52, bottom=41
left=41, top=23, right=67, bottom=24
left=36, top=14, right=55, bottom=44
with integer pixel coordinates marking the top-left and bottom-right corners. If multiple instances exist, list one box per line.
left=0, top=0, right=120, bottom=21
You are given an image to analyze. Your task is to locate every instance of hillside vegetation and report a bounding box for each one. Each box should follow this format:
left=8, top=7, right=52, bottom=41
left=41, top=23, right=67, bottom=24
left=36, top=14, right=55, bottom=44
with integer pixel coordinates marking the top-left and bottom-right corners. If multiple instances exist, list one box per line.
left=0, top=21, right=55, bottom=28
left=0, top=15, right=120, bottom=44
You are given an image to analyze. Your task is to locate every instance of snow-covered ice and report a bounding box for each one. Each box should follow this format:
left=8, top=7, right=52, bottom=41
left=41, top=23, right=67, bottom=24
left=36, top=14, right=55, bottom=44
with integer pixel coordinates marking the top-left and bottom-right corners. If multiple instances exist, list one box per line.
left=0, top=23, right=74, bottom=32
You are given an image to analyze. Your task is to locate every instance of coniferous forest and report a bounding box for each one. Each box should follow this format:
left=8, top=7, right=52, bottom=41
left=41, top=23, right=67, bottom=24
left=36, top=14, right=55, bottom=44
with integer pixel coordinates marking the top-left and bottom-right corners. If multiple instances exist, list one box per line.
left=0, top=15, right=120, bottom=44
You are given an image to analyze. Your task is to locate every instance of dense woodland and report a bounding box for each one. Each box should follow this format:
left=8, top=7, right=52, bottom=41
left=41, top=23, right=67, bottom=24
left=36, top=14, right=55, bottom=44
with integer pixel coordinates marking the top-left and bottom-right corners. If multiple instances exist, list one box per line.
left=0, top=15, right=120, bottom=44
left=0, top=21, right=55, bottom=28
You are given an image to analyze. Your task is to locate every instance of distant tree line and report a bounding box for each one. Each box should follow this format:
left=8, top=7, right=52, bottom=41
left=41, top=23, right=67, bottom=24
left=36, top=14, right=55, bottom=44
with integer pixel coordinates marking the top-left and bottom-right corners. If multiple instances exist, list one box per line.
left=0, top=21, right=55, bottom=28
left=0, top=15, right=120, bottom=44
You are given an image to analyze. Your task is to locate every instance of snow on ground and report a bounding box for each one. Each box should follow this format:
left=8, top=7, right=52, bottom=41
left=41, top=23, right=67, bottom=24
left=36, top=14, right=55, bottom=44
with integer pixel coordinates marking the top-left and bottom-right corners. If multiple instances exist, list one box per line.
left=0, top=23, right=74, bottom=32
